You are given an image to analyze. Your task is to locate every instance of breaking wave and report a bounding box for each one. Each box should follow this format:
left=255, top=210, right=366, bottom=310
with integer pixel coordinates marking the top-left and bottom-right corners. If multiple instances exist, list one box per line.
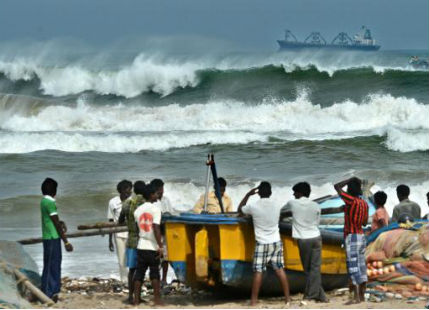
left=0, top=54, right=427, bottom=98
left=0, top=92, right=427, bottom=153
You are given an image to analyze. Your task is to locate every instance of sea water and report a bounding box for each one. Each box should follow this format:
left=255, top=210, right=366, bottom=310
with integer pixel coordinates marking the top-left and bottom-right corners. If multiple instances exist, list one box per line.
left=0, top=46, right=428, bottom=279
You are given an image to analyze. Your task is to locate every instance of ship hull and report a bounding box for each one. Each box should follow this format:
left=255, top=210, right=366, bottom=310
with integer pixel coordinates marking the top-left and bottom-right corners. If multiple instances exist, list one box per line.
left=277, top=40, right=380, bottom=51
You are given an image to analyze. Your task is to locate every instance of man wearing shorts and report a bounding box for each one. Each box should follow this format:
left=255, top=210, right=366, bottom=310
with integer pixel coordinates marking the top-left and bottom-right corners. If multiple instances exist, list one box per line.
left=133, top=184, right=164, bottom=306
left=238, top=181, right=290, bottom=306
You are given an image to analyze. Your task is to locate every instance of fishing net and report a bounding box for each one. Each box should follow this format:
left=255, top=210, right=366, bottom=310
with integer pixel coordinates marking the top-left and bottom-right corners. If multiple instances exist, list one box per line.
left=365, top=222, right=429, bottom=297
left=0, top=240, right=41, bottom=308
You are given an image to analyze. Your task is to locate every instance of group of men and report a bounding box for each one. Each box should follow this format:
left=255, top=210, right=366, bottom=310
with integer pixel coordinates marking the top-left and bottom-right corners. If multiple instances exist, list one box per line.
left=39, top=176, right=427, bottom=306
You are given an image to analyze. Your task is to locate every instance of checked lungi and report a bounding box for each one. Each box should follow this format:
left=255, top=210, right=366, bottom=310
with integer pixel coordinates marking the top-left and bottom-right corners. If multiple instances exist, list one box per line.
left=345, top=233, right=368, bottom=285
left=253, top=241, right=284, bottom=272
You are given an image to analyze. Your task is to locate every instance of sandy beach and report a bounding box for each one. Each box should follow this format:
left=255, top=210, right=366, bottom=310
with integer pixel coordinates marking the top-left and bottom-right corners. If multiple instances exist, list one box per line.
left=29, top=277, right=427, bottom=309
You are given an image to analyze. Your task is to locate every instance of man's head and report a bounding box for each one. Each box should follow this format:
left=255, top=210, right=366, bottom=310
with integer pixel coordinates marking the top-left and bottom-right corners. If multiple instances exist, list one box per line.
left=292, top=182, right=311, bottom=199
left=257, top=181, right=271, bottom=198
left=396, top=184, right=410, bottom=201
left=142, top=184, right=158, bottom=203
left=216, top=177, right=227, bottom=196
left=150, top=179, right=164, bottom=200
left=374, top=191, right=387, bottom=208
left=41, top=178, right=58, bottom=197
left=117, top=180, right=132, bottom=200
left=133, top=180, right=146, bottom=196
left=347, top=178, right=362, bottom=197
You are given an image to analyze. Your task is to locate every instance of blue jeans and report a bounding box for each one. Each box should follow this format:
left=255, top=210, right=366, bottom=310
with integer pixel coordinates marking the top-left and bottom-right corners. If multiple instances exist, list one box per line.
left=41, top=239, right=62, bottom=298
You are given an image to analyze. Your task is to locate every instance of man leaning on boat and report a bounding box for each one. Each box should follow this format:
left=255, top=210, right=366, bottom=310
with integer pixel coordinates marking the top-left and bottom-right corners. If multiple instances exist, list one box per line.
left=281, top=182, right=329, bottom=303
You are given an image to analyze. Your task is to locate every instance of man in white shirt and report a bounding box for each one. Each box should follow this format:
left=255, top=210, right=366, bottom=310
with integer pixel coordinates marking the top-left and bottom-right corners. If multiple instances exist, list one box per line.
left=150, top=178, right=175, bottom=286
left=238, top=181, right=290, bottom=306
left=133, top=184, right=164, bottom=306
left=282, top=182, right=328, bottom=303
left=107, top=180, right=132, bottom=283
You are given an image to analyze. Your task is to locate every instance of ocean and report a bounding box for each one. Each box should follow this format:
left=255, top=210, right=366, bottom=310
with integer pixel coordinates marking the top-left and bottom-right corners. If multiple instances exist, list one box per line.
left=0, top=47, right=428, bottom=279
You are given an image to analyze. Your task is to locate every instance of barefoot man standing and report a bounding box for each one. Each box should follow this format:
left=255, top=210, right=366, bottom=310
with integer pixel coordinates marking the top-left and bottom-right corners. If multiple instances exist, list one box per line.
left=238, top=181, right=290, bottom=306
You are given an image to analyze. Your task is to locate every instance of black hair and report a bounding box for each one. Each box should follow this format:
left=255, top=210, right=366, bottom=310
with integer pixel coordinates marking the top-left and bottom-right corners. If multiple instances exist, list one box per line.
left=116, top=180, right=132, bottom=194
left=150, top=179, right=164, bottom=191
left=292, top=182, right=311, bottom=198
left=217, top=177, right=227, bottom=188
left=41, top=178, right=58, bottom=196
left=374, top=191, right=387, bottom=207
left=396, top=184, right=410, bottom=198
left=347, top=178, right=362, bottom=197
left=142, top=184, right=157, bottom=201
left=427, top=192, right=429, bottom=200
left=133, top=180, right=146, bottom=195
left=258, top=181, right=272, bottom=198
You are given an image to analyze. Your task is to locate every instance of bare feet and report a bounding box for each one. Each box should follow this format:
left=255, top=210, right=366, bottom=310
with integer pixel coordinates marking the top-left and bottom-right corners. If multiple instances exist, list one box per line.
left=154, top=300, right=165, bottom=307
left=345, top=299, right=361, bottom=305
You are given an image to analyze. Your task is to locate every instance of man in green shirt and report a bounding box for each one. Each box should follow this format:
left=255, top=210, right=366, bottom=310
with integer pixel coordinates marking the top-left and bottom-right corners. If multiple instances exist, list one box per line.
left=40, top=178, right=73, bottom=301
left=119, top=180, right=145, bottom=304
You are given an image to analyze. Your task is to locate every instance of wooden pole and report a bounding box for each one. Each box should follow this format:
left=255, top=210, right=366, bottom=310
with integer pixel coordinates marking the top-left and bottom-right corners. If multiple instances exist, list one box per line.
left=13, top=267, right=55, bottom=306
left=77, top=222, right=124, bottom=230
left=0, top=259, right=54, bottom=306
left=17, top=227, right=128, bottom=245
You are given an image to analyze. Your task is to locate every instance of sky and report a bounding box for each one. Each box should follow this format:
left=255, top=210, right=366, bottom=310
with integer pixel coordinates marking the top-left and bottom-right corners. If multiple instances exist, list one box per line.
left=0, top=0, right=428, bottom=51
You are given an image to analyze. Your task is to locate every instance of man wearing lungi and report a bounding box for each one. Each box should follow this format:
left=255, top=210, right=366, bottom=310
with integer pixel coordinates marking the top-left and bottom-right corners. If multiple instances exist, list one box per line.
left=334, top=177, right=369, bottom=304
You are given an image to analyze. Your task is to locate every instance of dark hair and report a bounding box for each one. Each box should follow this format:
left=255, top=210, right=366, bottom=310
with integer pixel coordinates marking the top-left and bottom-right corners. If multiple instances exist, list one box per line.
left=142, top=184, right=157, bottom=200
left=218, top=177, right=227, bottom=188
left=41, top=178, right=58, bottom=196
left=292, top=182, right=311, bottom=198
left=258, top=181, right=271, bottom=198
left=374, top=191, right=387, bottom=207
left=396, top=184, right=410, bottom=198
left=150, top=179, right=164, bottom=191
left=117, top=180, right=132, bottom=194
left=347, top=178, right=362, bottom=197
left=133, top=180, right=146, bottom=195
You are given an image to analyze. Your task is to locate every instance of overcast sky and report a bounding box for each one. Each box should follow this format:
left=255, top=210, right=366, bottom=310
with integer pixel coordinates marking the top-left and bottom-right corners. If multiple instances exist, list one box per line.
left=1, top=0, right=428, bottom=51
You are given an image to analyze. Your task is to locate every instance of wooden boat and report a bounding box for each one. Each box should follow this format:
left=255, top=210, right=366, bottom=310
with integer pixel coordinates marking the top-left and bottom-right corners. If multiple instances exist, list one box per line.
left=164, top=213, right=349, bottom=294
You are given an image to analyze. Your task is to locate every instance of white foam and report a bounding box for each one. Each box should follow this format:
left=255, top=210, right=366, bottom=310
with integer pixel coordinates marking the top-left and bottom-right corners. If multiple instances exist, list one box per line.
left=385, top=127, right=429, bottom=153
left=0, top=93, right=428, bottom=153
left=2, top=93, right=429, bottom=133
left=0, top=131, right=266, bottom=153
left=0, top=52, right=422, bottom=98
left=0, top=55, right=202, bottom=97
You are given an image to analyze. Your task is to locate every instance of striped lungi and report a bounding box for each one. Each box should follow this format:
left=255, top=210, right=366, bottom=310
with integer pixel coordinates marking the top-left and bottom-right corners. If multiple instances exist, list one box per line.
left=345, top=233, right=368, bottom=285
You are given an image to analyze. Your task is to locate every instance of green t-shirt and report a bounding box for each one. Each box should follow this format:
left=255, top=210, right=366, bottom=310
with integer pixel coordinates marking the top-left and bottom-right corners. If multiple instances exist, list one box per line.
left=41, top=196, right=60, bottom=240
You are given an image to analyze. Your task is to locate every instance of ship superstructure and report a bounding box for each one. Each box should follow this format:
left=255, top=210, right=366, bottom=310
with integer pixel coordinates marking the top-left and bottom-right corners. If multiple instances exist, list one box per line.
left=277, top=26, right=380, bottom=51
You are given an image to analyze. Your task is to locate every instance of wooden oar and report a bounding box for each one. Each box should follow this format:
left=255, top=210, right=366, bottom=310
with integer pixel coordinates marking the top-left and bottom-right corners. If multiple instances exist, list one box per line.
left=18, top=227, right=127, bottom=245
left=210, top=153, right=225, bottom=213
left=203, top=154, right=213, bottom=212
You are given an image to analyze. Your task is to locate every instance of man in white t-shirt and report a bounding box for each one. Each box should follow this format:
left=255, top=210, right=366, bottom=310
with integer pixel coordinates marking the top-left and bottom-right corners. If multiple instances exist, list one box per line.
left=150, top=178, right=175, bottom=287
left=281, top=182, right=328, bottom=303
left=133, top=184, right=164, bottom=306
left=238, top=181, right=290, bottom=306
left=107, top=180, right=132, bottom=283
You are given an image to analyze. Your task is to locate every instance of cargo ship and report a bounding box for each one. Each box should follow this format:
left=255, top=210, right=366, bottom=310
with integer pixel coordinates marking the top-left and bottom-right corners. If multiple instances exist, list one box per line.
left=277, top=26, right=380, bottom=51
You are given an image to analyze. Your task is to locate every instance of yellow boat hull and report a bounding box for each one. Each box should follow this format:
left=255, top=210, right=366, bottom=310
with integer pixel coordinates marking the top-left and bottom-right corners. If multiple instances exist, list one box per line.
left=165, top=214, right=347, bottom=294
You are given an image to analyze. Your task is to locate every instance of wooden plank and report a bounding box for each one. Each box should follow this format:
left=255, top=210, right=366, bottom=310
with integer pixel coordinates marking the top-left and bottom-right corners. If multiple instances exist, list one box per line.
left=17, top=227, right=128, bottom=245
